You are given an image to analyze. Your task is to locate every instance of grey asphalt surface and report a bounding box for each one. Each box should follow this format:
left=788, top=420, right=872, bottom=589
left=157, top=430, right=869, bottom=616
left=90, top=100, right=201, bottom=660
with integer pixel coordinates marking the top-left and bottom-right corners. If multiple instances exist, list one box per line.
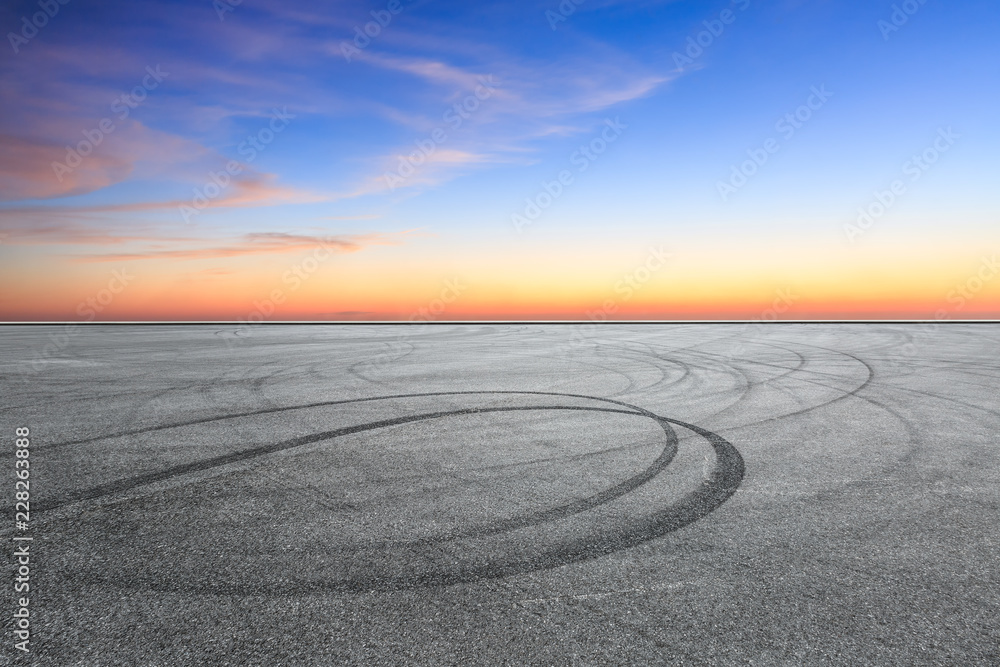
left=1, top=323, right=998, bottom=666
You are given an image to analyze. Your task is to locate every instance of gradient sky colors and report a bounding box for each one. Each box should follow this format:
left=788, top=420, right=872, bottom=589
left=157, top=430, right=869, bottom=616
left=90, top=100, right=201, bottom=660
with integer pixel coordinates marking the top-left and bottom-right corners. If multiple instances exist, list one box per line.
left=1, top=0, right=998, bottom=321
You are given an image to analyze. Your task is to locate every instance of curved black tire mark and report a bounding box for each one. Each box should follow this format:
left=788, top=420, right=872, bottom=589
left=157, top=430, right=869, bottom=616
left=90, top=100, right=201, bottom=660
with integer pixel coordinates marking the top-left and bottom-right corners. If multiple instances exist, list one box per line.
left=338, top=413, right=679, bottom=549
left=43, top=389, right=671, bottom=449
left=43, top=391, right=744, bottom=594
left=414, top=417, right=745, bottom=592
left=36, top=405, right=671, bottom=516
left=91, top=415, right=742, bottom=595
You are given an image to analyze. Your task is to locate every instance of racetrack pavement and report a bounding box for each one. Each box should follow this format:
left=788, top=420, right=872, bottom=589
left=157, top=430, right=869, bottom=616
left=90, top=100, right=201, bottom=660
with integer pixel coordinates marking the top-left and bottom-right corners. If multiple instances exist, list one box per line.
left=1, top=323, right=998, bottom=665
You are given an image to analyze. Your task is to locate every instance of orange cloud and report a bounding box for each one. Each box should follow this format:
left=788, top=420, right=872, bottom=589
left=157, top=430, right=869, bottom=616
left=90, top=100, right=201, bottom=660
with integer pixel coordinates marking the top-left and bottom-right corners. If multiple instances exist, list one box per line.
left=198, top=172, right=321, bottom=209
left=67, top=231, right=407, bottom=263
left=0, top=169, right=322, bottom=244
left=0, top=215, right=198, bottom=246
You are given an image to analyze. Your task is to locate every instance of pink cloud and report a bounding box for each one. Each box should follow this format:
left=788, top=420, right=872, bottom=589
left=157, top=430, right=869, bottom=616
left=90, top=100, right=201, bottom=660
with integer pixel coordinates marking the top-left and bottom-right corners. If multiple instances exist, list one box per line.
left=0, top=134, right=133, bottom=201
left=68, top=231, right=407, bottom=263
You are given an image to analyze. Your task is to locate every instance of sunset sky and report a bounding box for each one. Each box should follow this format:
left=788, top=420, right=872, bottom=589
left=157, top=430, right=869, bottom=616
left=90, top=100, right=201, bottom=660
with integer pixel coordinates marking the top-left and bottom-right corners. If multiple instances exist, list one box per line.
left=1, top=0, right=997, bottom=321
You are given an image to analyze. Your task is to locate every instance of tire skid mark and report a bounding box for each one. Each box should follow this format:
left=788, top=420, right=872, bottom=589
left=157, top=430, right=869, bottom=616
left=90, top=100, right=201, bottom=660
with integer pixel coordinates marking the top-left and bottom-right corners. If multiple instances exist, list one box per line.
left=39, top=389, right=744, bottom=594
left=617, top=338, right=874, bottom=432
left=36, top=403, right=651, bottom=513
left=355, top=432, right=663, bottom=492
left=688, top=343, right=813, bottom=424
left=589, top=340, right=697, bottom=397
left=708, top=339, right=876, bottom=431
left=336, top=423, right=678, bottom=550
left=39, top=390, right=708, bottom=508
left=763, top=340, right=926, bottom=459
left=47, top=384, right=717, bottom=451
left=72, top=414, right=742, bottom=595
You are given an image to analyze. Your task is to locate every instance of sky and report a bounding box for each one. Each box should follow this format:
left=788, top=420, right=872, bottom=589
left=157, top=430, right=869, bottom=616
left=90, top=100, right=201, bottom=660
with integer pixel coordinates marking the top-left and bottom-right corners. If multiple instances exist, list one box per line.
left=0, top=0, right=997, bottom=321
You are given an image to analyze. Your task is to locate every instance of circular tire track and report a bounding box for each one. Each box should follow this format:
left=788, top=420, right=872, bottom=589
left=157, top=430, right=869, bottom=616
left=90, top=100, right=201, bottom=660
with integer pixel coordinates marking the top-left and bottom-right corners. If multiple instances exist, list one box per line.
left=40, top=391, right=744, bottom=594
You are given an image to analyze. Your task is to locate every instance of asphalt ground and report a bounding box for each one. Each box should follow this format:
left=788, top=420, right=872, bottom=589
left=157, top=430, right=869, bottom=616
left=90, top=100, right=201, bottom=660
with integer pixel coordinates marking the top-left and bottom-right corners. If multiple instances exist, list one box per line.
left=1, top=323, right=998, bottom=665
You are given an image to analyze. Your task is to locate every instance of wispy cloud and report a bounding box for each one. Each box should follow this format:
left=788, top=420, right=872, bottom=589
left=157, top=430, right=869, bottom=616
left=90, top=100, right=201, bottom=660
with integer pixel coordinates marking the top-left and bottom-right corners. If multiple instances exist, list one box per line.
left=0, top=165, right=322, bottom=239
left=0, top=134, right=133, bottom=201
left=317, top=214, right=381, bottom=221
left=0, top=221, right=186, bottom=246
left=68, top=231, right=408, bottom=263
left=0, top=0, right=675, bottom=259
left=352, top=52, right=491, bottom=92
left=336, top=45, right=673, bottom=194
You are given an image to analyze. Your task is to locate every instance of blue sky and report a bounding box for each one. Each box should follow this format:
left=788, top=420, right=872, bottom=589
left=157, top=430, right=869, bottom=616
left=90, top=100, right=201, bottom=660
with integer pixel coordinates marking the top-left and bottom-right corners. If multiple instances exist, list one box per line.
left=1, top=0, right=998, bottom=318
